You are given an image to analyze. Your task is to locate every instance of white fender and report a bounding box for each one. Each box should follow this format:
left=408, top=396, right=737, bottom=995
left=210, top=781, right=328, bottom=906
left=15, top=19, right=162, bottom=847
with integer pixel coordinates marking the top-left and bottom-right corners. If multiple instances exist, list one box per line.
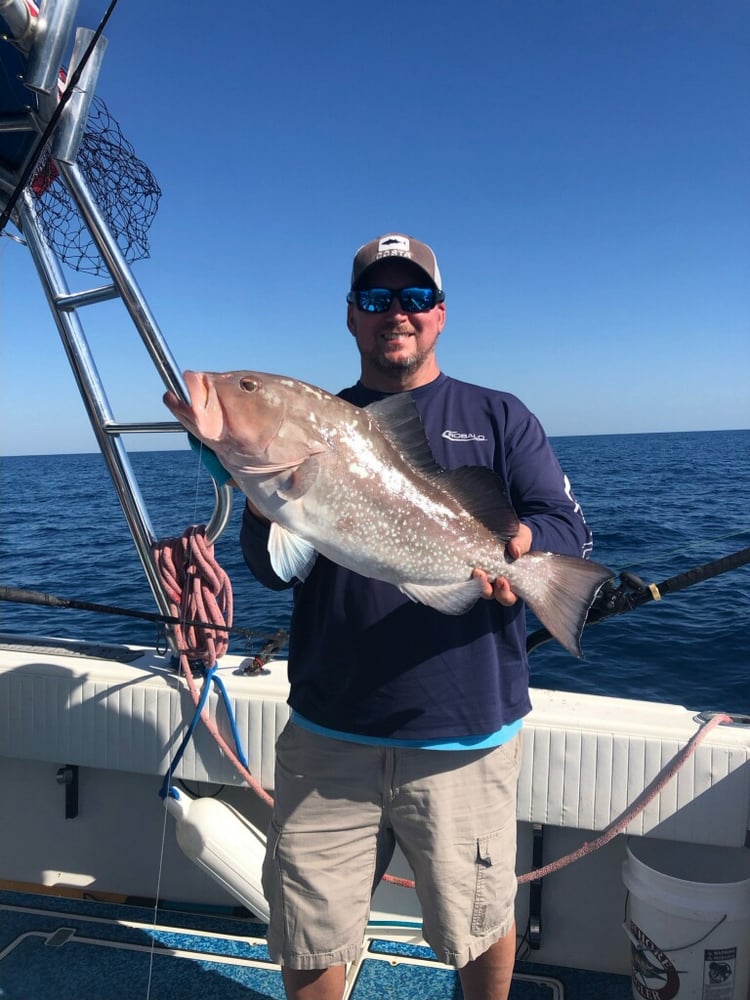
left=165, top=790, right=270, bottom=922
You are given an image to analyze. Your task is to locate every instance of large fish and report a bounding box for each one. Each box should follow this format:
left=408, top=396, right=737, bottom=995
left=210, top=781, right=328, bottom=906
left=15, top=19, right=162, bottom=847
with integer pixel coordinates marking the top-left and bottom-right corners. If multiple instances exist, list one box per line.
left=164, top=370, right=613, bottom=656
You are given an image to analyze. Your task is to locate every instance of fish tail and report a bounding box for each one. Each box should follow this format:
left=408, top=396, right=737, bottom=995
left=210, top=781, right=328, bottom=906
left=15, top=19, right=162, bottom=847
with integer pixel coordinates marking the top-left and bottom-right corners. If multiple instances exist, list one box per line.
left=513, top=552, right=613, bottom=658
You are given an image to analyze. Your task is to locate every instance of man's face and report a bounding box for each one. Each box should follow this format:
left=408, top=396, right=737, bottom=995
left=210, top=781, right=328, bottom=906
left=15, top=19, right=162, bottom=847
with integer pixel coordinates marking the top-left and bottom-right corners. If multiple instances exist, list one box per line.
left=347, top=259, right=446, bottom=390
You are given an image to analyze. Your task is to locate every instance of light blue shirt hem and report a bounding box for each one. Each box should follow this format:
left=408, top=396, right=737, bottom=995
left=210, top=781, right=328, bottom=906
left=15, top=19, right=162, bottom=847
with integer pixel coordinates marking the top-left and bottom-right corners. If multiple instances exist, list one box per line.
left=289, top=711, right=522, bottom=750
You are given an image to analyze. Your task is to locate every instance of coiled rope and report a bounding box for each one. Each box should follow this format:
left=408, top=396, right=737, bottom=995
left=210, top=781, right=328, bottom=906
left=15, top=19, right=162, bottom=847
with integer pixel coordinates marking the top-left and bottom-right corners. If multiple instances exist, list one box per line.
left=153, top=525, right=233, bottom=665
left=152, top=526, right=273, bottom=807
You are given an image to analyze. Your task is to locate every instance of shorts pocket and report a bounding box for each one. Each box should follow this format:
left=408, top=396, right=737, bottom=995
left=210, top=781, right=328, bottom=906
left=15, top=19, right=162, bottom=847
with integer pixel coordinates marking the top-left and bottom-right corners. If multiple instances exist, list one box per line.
left=470, top=827, right=515, bottom=935
left=261, top=820, right=282, bottom=907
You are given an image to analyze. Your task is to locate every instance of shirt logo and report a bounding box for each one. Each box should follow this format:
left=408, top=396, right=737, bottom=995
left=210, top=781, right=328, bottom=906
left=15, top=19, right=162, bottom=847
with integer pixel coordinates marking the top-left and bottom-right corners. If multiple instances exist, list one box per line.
left=442, top=430, right=487, bottom=442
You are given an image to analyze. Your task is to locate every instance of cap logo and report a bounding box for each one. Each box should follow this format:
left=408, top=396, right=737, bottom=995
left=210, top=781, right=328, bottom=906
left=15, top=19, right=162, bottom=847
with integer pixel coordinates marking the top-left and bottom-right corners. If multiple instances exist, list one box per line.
left=377, top=235, right=411, bottom=257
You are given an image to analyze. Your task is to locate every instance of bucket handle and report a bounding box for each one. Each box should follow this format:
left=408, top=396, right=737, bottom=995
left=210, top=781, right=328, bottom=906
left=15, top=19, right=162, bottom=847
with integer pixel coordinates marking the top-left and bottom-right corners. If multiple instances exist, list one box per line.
left=623, top=891, right=729, bottom=952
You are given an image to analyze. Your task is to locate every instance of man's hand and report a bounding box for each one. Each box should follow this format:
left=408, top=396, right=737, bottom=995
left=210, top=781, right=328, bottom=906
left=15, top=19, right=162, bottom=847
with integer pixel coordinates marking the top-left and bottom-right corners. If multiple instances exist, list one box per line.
left=472, top=523, right=533, bottom=607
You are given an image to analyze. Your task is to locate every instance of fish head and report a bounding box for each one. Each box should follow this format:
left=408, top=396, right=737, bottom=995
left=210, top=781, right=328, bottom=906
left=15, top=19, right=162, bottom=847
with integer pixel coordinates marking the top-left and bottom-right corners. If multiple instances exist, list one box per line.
left=164, top=370, right=326, bottom=475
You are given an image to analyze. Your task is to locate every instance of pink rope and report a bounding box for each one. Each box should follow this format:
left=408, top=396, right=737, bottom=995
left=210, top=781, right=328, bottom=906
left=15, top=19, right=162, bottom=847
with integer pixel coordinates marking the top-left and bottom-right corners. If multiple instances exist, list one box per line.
left=517, top=711, right=733, bottom=884
left=153, top=525, right=233, bottom=666
left=153, top=527, right=273, bottom=808
left=384, top=712, right=733, bottom=891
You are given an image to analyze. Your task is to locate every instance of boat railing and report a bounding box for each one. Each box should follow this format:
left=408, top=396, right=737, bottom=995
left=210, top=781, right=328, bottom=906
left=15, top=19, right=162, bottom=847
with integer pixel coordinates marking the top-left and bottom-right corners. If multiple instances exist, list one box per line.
left=1, top=0, right=232, bottom=649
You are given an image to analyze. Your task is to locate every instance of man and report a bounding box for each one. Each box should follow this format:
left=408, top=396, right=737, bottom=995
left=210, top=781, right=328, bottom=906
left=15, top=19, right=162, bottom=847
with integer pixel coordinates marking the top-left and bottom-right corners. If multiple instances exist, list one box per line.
left=240, top=233, right=594, bottom=1000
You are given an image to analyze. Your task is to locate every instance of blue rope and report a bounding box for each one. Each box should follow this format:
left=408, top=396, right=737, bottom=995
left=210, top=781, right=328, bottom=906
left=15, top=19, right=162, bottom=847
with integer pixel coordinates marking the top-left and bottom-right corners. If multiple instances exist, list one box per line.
left=160, top=664, right=248, bottom=799
left=210, top=670, right=249, bottom=769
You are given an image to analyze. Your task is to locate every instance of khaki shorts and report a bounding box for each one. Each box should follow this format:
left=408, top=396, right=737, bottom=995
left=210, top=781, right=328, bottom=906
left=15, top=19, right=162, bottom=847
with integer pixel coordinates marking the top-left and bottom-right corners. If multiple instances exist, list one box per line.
left=262, top=721, right=521, bottom=969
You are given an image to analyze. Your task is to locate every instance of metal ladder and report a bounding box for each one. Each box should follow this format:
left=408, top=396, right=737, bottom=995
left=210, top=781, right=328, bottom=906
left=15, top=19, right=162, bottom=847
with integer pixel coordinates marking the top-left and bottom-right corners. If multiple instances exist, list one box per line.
left=1, top=1, right=232, bottom=633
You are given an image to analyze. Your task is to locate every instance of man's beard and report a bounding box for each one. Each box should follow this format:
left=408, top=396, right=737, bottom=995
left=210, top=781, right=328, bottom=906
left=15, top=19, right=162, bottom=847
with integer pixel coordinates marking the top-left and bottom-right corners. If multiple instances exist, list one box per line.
left=366, top=343, right=433, bottom=374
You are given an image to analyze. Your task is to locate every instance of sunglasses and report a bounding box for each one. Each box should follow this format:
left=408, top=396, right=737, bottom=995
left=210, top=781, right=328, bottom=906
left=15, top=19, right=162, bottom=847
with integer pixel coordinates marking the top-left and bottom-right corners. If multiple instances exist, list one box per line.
left=347, top=286, right=445, bottom=314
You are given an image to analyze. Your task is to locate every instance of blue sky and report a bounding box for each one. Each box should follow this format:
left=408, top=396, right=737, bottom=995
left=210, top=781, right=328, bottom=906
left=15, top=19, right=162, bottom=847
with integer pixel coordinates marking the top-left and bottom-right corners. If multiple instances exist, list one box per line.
left=1, top=0, right=748, bottom=455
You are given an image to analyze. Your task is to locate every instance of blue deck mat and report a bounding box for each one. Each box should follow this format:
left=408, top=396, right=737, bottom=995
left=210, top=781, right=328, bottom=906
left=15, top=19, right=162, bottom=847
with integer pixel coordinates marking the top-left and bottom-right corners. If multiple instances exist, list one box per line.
left=0, top=889, right=281, bottom=999
left=0, top=890, right=631, bottom=999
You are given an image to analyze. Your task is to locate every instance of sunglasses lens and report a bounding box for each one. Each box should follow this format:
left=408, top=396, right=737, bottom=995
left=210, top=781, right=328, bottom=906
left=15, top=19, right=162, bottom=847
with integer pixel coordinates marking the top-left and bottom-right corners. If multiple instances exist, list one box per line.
left=356, top=289, right=392, bottom=313
left=352, top=287, right=439, bottom=313
left=399, top=287, right=435, bottom=312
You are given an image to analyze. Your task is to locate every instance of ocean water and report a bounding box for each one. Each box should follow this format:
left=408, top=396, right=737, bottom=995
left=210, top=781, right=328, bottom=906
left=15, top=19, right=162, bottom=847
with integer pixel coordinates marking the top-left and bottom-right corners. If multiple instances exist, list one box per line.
left=1, top=429, right=748, bottom=715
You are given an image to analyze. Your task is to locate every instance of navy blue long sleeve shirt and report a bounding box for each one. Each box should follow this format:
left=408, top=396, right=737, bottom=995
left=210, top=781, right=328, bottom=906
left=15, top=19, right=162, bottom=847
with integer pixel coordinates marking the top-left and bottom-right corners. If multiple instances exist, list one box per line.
left=240, top=373, right=593, bottom=740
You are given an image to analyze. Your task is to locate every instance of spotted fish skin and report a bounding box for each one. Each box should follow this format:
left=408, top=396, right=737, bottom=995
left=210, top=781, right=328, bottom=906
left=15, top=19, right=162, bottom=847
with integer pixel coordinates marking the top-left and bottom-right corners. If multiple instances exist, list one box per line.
left=164, top=370, right=613, bottom=656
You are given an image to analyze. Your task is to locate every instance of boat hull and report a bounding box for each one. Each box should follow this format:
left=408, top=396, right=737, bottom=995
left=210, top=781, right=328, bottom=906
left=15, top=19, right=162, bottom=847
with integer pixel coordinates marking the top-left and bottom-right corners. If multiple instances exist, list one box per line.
left=2, top=634, right=748, bottom=982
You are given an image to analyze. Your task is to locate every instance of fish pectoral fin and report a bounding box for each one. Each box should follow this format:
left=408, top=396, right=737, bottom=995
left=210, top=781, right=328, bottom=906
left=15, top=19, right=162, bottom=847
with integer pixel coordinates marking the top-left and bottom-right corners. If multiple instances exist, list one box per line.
left=268, top=523, right=318, bottom=582
left=276, top=457, right=321, bottom=502
left=398, top=577, right=486, bottom=615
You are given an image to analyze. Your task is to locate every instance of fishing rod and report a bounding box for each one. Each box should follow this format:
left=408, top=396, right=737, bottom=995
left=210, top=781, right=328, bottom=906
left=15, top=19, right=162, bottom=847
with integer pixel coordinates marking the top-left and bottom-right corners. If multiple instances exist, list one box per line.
left=0, top=584, right=287, bottom=655
left=4, top=545, right=747, bottom=658
left=527, top=545, right=750, bottom=654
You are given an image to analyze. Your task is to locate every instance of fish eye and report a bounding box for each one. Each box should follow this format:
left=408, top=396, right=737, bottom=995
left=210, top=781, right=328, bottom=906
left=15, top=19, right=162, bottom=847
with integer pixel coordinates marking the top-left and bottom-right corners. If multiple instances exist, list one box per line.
left=240, top=377, right=260, bottom=393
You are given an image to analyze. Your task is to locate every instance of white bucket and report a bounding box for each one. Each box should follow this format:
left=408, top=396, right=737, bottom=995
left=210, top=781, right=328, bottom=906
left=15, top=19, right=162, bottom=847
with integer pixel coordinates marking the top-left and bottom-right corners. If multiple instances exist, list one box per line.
left=622, top=838, right=750, bottom=1000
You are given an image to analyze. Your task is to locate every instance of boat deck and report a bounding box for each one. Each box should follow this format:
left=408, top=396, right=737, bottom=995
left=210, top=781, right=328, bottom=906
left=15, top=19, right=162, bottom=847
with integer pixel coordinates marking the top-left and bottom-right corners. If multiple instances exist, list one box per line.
left=0, top=888, right=632, bottom=999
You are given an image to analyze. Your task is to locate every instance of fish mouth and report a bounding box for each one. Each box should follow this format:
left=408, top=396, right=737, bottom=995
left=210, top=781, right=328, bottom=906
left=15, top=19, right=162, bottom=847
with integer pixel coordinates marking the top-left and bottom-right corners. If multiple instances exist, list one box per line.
left=163, top=371, right=219, bottom=437
left=163, top=387, right=193, bottom=425
left=183, top=370, right=212, bottom=410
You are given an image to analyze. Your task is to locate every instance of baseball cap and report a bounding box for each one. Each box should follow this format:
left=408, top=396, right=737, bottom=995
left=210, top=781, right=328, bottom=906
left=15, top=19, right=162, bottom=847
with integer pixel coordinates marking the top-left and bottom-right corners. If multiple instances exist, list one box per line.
left=350, top=234, right=443, bottom=292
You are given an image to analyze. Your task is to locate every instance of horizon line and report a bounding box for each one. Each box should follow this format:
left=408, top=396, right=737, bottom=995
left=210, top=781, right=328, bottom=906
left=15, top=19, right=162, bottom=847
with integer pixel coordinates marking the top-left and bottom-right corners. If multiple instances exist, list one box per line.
left=1, top=426, right=748, bottom=460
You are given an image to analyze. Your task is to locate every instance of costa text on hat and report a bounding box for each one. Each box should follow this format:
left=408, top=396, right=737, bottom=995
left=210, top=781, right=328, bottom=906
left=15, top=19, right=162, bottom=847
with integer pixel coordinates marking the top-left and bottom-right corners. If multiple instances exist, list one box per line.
left=350, top=234, right=443, bottom=292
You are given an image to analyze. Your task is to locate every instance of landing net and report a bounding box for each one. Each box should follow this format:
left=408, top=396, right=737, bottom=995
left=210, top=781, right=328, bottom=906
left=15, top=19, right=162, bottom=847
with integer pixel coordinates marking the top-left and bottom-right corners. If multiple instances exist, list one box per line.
left=29, top=95, right=161, bottom=274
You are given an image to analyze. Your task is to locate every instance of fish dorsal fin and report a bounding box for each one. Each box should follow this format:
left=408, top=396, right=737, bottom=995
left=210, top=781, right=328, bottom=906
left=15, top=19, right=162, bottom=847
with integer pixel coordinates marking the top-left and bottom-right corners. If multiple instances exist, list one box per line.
left=268, top=522, right=318, bottom=582
left=435, top=466, right=520, bottom=541
left=365, top=394, right=444, bottom=479
left=365, top=395, right=519, bottom=542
